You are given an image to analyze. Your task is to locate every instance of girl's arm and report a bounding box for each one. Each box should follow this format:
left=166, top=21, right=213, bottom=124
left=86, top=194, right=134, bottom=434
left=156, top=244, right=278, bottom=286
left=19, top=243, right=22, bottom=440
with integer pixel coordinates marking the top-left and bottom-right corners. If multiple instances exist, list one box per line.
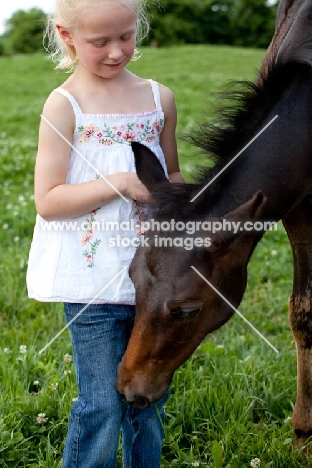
left=159, top=84, right=185, bottom=183
left=35, top=92, right=150, bottom=221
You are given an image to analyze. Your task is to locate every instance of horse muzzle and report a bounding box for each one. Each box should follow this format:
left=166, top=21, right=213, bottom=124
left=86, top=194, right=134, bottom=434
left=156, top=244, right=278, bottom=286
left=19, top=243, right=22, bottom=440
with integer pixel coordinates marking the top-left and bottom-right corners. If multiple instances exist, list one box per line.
left=115, top=377, right=151, bottom=408
left=126, top=394, right=151, bottom=409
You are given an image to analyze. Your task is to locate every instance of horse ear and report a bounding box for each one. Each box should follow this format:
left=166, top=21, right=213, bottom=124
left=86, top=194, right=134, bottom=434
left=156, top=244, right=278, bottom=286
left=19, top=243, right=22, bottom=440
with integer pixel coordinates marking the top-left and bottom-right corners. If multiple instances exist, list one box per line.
left=258, top=0, right=312, bottom=84
left=275, top=0, right=295, bottom=30
left=273, top=0, right=312, bottom=66
left=131, top=142, right=168, bottom=188
left=224, top=191, right=266, bottom=223
left=208, top=192, right=267, bottom=252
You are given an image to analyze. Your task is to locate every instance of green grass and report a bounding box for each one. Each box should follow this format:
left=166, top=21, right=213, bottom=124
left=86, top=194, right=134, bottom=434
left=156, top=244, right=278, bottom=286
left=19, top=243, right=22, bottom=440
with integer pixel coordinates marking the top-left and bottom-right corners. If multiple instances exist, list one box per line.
left=0, top=45, right=306, bottom=467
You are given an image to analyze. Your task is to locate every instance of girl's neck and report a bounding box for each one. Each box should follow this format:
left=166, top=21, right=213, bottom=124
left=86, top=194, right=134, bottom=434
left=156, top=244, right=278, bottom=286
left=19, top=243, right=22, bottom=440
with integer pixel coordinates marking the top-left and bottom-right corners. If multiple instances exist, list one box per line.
left=61, top=66, right=155, bottom=115
left=69, top=65, right=135, bottom=91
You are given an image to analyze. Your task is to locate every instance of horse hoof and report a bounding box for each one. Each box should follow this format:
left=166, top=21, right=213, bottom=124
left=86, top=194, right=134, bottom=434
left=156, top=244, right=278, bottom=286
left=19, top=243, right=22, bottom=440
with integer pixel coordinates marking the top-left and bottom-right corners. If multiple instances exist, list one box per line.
left=294, top=431, right=312, bottom=457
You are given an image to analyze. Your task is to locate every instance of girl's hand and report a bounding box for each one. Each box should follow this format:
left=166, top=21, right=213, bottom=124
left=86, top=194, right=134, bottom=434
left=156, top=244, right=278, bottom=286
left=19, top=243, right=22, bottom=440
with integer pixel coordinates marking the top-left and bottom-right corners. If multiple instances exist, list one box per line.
left=118, top=172, right=152, bottom=202
left=169, top=171, right=185, bottom=183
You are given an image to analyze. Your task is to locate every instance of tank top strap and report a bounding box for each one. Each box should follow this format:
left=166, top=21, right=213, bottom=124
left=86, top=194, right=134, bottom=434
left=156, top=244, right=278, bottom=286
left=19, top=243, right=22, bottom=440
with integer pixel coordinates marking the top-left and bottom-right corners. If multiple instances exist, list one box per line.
left=54, top=88, right=83, bottom=115
left=147, top=79, right=162, bottom=110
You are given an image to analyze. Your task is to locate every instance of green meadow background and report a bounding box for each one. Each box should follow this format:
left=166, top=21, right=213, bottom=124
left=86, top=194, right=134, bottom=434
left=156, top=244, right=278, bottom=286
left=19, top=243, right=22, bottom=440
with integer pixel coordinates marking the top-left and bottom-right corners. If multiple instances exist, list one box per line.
left=0, top=45, right=305, bottom=467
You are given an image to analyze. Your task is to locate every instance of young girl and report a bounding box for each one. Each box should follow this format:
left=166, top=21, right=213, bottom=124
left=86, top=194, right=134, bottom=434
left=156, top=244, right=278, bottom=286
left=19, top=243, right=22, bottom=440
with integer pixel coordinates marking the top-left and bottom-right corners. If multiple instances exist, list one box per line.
left=27, top=0, right=184, bottom=466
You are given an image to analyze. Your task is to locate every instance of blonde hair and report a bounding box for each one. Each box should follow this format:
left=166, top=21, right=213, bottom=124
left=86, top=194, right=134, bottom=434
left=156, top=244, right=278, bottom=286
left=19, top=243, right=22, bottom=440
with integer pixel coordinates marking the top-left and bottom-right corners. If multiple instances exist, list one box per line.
left=44, top=0, right=150, bottom=70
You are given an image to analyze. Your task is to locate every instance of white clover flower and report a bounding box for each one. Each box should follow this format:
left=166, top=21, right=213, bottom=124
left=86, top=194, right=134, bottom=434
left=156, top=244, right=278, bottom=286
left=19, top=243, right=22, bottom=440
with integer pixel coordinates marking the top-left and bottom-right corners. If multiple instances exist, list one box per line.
left=18, top=195, right=25, bottom=202
left=36, top=413, right=48, bottom=425
left=33, top=380, right=40, bottom=386
left=19, top=345, right=27, bottom=354
left=14, top=236, right=20, bottom=243
left=72, top=397, right=78, bottom=402
left=271, top=250, right=278, bottom=256
left=64, top=370, right=71, bottom=375
left=6, top=204, right=12, bottom=210
left=250, top=458, right=261, bottom=468
left=2, top=224, right=9, bottom=230
left=50, top=383, right=58, bottom=391
left=64, top=353, right=73, bottom=363
left=191, top=462, right=200, bottom=467
left=4, top=347, right=11, bottom=354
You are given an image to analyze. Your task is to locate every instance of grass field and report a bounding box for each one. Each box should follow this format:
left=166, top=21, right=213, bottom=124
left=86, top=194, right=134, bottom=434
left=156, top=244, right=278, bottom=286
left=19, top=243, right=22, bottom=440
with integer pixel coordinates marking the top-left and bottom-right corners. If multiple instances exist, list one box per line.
left=0, top=45, right=305, bottom=467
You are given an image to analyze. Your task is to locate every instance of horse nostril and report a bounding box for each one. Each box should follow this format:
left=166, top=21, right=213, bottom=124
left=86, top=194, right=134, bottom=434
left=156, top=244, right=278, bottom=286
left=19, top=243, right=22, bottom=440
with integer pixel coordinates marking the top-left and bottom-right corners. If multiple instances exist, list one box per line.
left=128, top=395, right=151, bottom=409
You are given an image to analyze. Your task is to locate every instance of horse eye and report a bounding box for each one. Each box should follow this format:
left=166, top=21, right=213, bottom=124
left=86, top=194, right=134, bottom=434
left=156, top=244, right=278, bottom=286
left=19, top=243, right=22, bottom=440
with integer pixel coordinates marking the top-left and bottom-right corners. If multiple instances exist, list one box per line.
left=170, top=306, right=202, bottom=320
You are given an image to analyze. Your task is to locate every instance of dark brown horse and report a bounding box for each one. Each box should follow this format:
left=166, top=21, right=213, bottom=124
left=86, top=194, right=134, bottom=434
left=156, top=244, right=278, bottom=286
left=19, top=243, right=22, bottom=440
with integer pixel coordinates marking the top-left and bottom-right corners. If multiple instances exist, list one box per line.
left=116, top=0, right=312, bottom=445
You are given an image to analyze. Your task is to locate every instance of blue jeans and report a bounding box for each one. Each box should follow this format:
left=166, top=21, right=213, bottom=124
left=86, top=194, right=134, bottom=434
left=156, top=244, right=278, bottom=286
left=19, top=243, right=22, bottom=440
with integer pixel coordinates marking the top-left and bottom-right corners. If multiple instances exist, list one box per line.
left=62, top=303, right=168, bottom=468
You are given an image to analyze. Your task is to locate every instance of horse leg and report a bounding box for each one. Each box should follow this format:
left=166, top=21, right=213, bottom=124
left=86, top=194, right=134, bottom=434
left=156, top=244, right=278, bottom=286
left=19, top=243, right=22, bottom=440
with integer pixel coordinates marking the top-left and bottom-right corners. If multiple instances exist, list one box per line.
left=283, top=196, right=312, bottom=447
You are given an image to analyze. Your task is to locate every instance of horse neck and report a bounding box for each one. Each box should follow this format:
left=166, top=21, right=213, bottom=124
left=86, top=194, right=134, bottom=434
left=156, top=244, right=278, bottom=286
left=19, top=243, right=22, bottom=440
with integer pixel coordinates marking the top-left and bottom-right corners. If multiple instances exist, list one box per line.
left=202, top=67, right=312, bottom=223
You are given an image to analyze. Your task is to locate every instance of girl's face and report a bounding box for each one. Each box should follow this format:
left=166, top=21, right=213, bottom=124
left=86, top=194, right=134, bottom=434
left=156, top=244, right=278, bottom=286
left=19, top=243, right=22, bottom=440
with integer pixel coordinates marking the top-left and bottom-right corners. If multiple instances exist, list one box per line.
left=57, top=3, right=137, bottom=78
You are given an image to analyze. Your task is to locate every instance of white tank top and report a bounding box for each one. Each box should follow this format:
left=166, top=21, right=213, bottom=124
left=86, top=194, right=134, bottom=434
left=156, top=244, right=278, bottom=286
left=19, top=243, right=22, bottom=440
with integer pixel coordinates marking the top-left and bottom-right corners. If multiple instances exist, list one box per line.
left=27, top=80, right=168, bottom=304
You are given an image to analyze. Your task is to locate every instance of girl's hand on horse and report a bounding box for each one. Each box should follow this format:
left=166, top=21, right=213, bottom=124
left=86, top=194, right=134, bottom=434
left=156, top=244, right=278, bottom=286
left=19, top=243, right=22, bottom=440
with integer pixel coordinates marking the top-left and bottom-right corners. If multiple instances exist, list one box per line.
left=169, top=171, right=185, bottom=183
left=117, top=172, right=152, bottom=202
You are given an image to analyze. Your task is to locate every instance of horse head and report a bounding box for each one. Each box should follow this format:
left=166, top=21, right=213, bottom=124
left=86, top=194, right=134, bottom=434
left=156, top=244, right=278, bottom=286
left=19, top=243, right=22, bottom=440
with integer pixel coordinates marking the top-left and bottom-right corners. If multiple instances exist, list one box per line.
left=115, top=143, right=267, bottom=408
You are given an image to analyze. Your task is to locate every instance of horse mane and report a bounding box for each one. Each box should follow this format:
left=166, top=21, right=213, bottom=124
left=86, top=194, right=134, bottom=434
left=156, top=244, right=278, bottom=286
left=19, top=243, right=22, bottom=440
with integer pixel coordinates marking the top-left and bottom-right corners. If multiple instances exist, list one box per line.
left=188, top=60, right=300, bottom=185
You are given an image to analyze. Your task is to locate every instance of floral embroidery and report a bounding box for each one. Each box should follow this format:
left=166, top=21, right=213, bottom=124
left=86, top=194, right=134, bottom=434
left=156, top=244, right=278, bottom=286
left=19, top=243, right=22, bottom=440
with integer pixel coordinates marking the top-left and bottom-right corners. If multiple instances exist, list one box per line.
left=81, top=209, right=101, bottom=268
left=78, top=124, right=99, bottom=143
left=77, top=119, right=164, bottom=146
left=99, top=139, right=113, bottom=146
